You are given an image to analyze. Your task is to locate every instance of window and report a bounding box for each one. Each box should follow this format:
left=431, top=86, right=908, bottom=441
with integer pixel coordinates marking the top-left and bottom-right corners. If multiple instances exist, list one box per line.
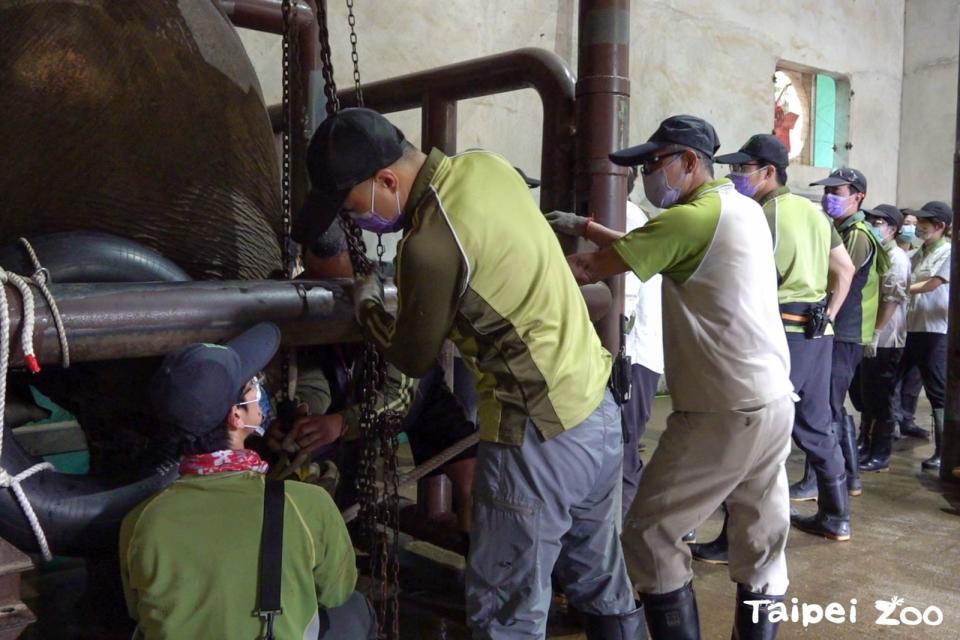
left=774, top=64, right=850, bottom=169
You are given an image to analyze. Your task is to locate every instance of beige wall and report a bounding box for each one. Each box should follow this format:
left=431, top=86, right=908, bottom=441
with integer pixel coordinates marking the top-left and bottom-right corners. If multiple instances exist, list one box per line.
left=239, top=0, right=911, bottom=216
left=898, top=0, right=960, bottom=208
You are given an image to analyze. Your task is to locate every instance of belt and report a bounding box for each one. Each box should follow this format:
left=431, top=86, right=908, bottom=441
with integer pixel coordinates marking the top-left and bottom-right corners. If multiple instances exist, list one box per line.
left=780, top=312, right=808, bottom=325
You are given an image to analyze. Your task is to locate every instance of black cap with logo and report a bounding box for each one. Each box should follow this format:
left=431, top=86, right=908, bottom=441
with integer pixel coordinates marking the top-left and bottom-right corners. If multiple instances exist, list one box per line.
left=150, top=323, right=281, bottom=437
left=292, top=108, right=407, bottom=245
left=915, top=201, right=954, bottom=225
left=863, top=204, right=904, bottom=228
left=810, top=167, right=867, bottom=194
left=715, top=134, right=789, bottom=168
left=609, top=115, right=720, bottom=166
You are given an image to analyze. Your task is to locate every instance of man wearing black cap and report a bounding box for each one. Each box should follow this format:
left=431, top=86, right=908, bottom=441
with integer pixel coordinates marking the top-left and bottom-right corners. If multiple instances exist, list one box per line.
left=901, top=201, right=953, bottom=470
left=808, top=168, right=890, bottom=499
left=858, top=205, right=911, bottom=472
left=294, top=108, right=638, bottom=638
left=119, top=323, right=374, bottom=640
left=567, top=116, right=794, bottom=639
left=681, top=135, right=856, bottom=555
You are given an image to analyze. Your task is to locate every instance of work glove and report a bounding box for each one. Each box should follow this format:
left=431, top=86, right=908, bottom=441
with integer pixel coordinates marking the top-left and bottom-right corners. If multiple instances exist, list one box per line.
left=353, top=270, right=385, bottom=322
left=544, top=210, right=589, bottom=237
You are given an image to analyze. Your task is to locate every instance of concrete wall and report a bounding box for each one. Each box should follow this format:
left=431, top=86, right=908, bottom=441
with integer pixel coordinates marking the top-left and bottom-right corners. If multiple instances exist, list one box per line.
left=898, top=0, right=960, bottom=208
left=238, top=0, right=908, bottom=219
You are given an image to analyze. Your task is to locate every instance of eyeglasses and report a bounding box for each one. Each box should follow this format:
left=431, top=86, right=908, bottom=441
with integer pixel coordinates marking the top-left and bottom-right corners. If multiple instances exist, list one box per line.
left=640, top=151, right=685, bottom=176
left=236, top=375, right=264, bottom=406
left=731, top=163, right=762, bottom=173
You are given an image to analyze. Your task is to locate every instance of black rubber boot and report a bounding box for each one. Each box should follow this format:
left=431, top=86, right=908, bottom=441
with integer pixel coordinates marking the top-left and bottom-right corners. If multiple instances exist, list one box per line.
left=900, top=419, right=930, bottom=439
left=791, top=474, right=851, bottom=541
left=860, top=420, right=893, bottom=472
left=840, top=416, right=863, bottom=496
left=732, top=584, right=784, bottom=640
left=788, top=459, right=818, bottom=502
left=641, top=582, right=701, bottom=640
left=922, top=408, right=944, bottom=471
left=857, top=415, right=873, bottom=463
left=690, top=511, right=728, bottom=565
left=582, top=603, right=648, bottom=640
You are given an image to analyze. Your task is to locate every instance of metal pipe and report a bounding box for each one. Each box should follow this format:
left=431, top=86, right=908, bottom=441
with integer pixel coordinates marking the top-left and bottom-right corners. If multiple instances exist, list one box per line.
left=422, top=94, right=458, bottom=155
left=575, top=0, right=631, bottom=353
left=221, top=0, right=320, bottom=214
left=942, top=23, right=960, bottom=482
left=3, top=280, right=396, bottom=368
left=335, top=48, right=577, bottom=231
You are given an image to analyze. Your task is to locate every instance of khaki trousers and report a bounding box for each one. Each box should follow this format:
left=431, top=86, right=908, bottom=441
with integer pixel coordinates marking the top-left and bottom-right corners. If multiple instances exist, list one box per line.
left=623, top=394, right=793, bottom=596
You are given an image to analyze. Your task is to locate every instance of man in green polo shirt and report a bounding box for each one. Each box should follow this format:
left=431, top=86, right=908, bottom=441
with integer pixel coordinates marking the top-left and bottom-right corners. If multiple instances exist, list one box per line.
left=680, top=134, right=856, bottom=550
left=808, top=168, right=890, bottom=499
left=293, top=108, right=639, bottom=639
left=566, top=116, right=794, bottom=640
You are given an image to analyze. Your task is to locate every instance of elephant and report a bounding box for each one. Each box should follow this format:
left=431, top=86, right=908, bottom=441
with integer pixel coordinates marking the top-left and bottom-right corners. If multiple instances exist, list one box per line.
left=0, top=0, right=283, bottom=281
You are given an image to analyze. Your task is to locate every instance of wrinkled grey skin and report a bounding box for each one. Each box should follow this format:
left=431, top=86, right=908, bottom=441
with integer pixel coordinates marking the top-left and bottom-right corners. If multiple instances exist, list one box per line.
left=0, top=0, right=282, bottom=280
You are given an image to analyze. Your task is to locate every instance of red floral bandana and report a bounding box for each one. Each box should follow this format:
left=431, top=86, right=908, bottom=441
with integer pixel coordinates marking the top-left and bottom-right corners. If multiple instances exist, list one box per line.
left=179, top=449, right=269, bottom=476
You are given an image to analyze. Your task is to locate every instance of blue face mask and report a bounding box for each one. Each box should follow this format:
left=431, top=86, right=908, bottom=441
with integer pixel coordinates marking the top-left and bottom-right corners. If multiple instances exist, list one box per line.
left=898, top=224, right=916, bottom=241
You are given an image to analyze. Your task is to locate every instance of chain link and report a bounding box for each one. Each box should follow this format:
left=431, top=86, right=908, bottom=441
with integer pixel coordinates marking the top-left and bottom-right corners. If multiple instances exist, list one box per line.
left=346, top=0, right=364, bottom=106
left=312, top=4, right=400, bottom=637
left=278, top=0, right=295, bottom=411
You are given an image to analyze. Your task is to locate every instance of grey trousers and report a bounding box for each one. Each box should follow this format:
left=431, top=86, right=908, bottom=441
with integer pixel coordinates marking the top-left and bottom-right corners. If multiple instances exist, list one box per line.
left=623, top=394, right=794, bottom=596
left=465, top=391, right=636, bottom=639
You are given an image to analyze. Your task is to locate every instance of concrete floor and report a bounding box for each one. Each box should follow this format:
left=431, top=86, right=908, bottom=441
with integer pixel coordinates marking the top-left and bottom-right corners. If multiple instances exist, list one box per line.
left=393, top=394, right=960, bottom=639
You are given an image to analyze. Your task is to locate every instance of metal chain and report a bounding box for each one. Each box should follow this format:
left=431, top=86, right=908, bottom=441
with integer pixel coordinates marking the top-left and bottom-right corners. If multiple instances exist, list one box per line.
left=315, top=0, right=340, bottom=116
left=278, top=0, right=295, bottom=413
left=312, top=4, right=399, bottom=637
left=346, top=0, right=364, bottom=106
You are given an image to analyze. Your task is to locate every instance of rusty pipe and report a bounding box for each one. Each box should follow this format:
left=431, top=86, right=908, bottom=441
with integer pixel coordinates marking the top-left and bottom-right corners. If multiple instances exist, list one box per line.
left=221, top=0, right=319, bottom=214
left=943, top=24, right=960, bottom=482
left=2, top=280, right=395, bottom=369
left=333, top=48, right=577, bottom=229
left=575, top=0, right=630, bottom=353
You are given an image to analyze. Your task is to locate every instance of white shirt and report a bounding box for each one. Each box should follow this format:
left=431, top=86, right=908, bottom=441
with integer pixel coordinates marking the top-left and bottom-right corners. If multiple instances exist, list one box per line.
left=877, top=241, right=910, bottom=348
left=623, top=201, right=664, bottom=374
left=907, top=239, right=951, bottom=334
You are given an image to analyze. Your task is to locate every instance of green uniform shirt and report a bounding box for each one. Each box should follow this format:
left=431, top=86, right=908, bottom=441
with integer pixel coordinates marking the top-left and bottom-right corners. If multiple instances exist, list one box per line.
left=119, top=472, right=356, bottom=640
left=358, top=149, right=611, bottom=445
left=833, top=212, right=889, bottom=344
left=760, top=186, right=841, bottom=335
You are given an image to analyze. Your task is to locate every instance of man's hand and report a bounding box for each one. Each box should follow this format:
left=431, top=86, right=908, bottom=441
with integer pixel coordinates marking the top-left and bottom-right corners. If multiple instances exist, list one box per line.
left=353, top=271, right=385, bottom=321
left=864, top=334, right=879, bottom=359
left=545, top=210, right=589, bottom=237
left=287, top=414, right=346, bottom=454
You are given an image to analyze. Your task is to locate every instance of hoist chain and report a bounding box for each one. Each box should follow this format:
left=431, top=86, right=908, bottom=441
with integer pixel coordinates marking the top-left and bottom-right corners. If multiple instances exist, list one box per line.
left=278, top=0, right=295, bottom=414
left=315, top=0, right=340, bottom=116
left=346, top=0, right=364, bottom=106
left=312, top=3, right=400, bottom=638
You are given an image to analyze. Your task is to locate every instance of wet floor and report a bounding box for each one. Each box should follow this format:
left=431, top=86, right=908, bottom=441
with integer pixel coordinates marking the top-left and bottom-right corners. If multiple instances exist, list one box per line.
left=20, top=394, right=960, bottom=639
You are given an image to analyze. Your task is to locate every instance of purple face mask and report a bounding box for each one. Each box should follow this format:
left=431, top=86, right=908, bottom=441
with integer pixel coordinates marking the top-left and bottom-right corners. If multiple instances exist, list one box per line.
left=729, top=168, right=764, bottom=199
left=822, top=193, right=853, bottom=219
left=349, top=181, right=405, bottom=234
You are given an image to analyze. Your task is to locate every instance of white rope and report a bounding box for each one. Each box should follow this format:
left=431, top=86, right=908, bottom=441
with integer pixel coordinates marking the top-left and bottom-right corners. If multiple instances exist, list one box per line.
left=0, top=270, right=54, bottom=560
left=19, top=238, right=69, bottom=369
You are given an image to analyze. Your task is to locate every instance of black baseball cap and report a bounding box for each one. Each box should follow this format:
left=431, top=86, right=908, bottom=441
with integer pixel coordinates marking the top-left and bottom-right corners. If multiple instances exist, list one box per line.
left=150, top=322, right=281, bottom=436
left=915, top=201, right=954, bottom=224
left=715, top=134, right=788, bottom=168
left=514, top=166, right=541, bottom=189
left=863, top=204, right=903, bottom=228
left=810, top=167, right=867, bottom=193
left=292, top=108, right=407, bottom=245
left=609, top=115, right=720, bottom=166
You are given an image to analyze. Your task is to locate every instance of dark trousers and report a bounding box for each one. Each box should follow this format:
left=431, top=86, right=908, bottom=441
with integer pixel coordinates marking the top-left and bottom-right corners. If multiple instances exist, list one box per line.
left=859, top=348, right=904, bottom=421
left=830, top=341, right=865, bottom=423
left=620, top=363, right=661, bottom=517
left=790, top=336, right=845, bottom=478
left=893, top=365, right=923, bottom=425
left=898, top=333, right=947, bottom=410
left=404, top=358, right=478, bottom=473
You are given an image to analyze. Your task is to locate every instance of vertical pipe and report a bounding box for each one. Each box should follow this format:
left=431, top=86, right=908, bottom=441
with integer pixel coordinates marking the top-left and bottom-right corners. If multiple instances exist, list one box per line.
left=941, top=23, right=960, bottom=482
left=421, top=94, right=458, bottom=155
left=575, top=0, right=630, bottom=352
